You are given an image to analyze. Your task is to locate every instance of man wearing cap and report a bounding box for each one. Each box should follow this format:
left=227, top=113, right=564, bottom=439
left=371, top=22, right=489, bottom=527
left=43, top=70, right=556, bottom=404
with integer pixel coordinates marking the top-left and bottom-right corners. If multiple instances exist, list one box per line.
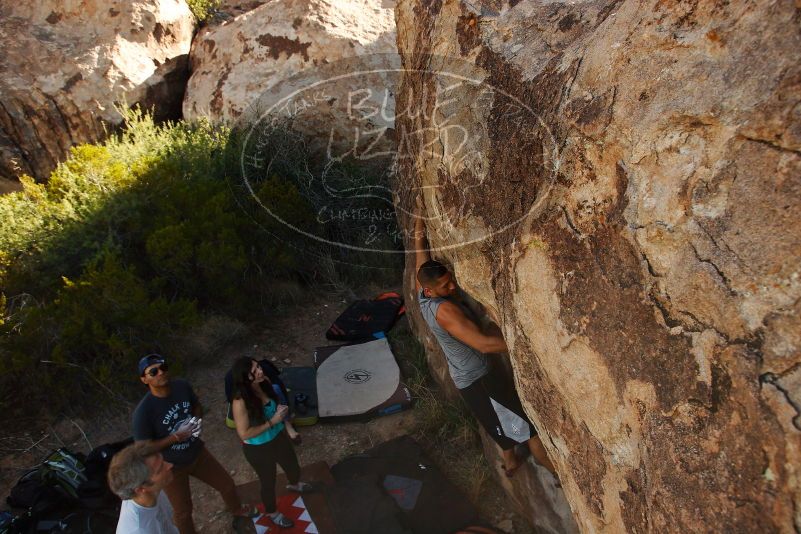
left=133, top=354, right=252, bottom=534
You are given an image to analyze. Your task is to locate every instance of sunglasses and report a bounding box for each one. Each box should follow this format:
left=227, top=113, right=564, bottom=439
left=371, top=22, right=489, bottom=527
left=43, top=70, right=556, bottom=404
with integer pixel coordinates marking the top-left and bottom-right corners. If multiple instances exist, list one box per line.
left=145, top=363, right=169, bottom=377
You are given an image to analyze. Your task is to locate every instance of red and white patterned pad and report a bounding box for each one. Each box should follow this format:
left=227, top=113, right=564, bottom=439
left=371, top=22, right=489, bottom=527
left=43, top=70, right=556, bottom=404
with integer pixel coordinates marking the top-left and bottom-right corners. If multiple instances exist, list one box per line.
left=252, top=494, right=318, bottom=534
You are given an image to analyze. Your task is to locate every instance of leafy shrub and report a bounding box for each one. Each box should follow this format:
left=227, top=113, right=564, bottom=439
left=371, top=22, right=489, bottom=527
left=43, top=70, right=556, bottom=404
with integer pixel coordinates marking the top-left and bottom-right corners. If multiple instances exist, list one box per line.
left=186, top=0, right=220, bottom=22
left=0, top=248, right=199, bottom=407
left=0, top=107, right=402, bottom=417
left=0, top=109, right=322, bottom=416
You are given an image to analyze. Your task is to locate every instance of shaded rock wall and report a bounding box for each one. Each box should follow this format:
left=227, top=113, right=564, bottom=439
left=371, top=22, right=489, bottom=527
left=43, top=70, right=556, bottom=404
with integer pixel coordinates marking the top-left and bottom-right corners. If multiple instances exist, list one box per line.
left=0, top=0, right=194, bottom=182
left=396, top=0, right=801, bottom=532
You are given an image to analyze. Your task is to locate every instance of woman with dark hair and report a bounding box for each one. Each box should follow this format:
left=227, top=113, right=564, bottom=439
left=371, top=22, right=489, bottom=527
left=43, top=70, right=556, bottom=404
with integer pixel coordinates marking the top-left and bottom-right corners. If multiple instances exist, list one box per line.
left=231, top=357, right=311, bottom=529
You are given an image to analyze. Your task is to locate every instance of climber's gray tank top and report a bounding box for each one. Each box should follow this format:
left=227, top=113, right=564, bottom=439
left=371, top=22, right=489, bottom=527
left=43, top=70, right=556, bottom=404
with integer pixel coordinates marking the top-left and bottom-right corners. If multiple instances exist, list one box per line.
left=418, top=291, right=489, bottom=389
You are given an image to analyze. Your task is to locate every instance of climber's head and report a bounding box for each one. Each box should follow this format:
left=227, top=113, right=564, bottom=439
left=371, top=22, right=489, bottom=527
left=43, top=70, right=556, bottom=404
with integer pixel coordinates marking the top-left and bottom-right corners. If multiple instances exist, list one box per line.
left=418, top=260, right=457, bottom=298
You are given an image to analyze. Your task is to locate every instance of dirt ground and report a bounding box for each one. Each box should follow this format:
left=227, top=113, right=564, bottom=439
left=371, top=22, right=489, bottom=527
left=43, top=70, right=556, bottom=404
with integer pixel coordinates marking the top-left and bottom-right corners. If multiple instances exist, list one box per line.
left=0, top=291, right=533, bottom=533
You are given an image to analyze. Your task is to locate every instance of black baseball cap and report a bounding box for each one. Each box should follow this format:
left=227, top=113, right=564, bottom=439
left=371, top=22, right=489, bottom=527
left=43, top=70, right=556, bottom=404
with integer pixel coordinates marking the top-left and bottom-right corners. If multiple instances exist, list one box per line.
left=138, top=354, right=166, bottom=376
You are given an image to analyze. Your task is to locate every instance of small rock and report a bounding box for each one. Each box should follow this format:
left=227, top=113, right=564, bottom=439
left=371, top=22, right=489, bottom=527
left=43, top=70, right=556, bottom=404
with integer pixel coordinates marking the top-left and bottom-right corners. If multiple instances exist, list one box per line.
left=283, top=358, right=292, bottom=364
left=271, top=357, right=278, bottom=362
left=497, top=519, right=513, bottom=532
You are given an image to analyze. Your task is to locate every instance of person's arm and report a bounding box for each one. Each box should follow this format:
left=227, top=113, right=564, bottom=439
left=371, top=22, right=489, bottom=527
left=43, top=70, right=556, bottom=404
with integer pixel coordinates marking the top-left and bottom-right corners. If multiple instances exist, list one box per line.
left=413, top=203, right=431, bottom=292
left=133, top=406, right=193, bottom=452
left=436, top=301, right=508, bottom=354
left=231, top=398, right=287, bottom=441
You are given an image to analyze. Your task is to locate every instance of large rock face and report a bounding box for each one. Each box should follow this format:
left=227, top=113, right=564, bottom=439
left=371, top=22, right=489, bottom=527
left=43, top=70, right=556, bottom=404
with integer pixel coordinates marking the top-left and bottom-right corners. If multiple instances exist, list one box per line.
left=0, top=0, right=194, bottom=182
left=396, top=0, right=801, bottom=532
left=183, top=0, right=398, bottom=153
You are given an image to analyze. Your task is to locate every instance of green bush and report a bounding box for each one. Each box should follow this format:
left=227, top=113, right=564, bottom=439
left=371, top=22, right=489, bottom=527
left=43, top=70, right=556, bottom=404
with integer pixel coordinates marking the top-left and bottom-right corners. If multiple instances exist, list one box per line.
left=0, top=107, right=402, bottom=417
left=186, top=0, right=219, bottom=22
left=0, top=248, right=199, bottom=407
left=0, top=109, right=322, bottom=415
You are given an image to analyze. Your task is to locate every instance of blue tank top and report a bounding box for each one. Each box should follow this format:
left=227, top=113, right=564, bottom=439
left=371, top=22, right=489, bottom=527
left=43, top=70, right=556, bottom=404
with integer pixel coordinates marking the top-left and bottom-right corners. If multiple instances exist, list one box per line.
left=243, top=399, right=284, bottom=445
left=418, top=291, right=489, bottom=388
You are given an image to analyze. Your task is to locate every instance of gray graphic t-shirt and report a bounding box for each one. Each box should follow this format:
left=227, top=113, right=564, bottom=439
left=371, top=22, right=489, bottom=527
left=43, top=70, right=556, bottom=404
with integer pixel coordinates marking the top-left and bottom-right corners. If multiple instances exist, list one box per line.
left=132, top=378, right=202, bottom=466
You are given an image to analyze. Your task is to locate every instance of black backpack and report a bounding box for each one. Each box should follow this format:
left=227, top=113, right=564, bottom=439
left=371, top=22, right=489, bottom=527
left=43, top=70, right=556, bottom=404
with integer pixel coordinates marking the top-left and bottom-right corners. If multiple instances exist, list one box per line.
left=0, top=508, right=118, bottom=534
left=77, top=438, right=132, bottom=510
left=7, top=448, right=86, bottom=510
left=5, top=444, right=126, bottom=533
left=6, top=469, right=58, bottom=511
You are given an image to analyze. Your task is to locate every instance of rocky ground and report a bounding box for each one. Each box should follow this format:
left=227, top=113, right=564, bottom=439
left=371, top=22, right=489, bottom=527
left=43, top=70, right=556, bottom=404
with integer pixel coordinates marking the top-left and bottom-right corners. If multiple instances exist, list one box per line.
left=0, top=291, right=533, bottom=533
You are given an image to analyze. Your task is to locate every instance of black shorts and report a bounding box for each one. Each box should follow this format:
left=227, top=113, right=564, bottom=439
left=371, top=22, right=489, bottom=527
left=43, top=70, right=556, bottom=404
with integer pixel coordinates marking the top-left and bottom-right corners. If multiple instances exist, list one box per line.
left=459, top=368, right=536, bottom=450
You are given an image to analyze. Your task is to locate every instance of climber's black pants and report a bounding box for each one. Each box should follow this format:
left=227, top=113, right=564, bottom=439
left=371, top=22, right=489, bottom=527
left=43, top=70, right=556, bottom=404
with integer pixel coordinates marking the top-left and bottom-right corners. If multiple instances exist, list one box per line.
left=459, top=367, right=536, bottom=450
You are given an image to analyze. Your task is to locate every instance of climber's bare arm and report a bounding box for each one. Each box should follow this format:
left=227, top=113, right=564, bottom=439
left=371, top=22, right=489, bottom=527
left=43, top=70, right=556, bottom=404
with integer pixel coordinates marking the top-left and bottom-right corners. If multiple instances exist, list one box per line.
left=414, top=205, right=430, bottom=292
left=436, top=301, right=508, bottom=354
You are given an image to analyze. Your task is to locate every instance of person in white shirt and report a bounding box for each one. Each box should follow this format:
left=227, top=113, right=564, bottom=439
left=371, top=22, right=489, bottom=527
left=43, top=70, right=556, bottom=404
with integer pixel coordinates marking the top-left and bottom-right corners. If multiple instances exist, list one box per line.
left=107, top=441, right=179, bottom=534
